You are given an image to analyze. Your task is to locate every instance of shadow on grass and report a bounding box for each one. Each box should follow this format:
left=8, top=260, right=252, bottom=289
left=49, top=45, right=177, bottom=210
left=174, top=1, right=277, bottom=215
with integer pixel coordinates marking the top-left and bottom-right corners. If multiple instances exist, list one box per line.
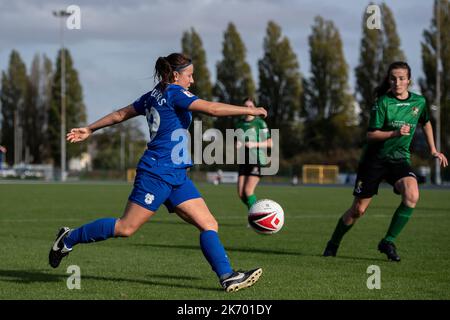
left=0, top=269, right=221, bottom=292
left=370, top=205, right=449, bottom=213
left=149, top=220, right=243, bottom=227
left=316, top=254, right=386, bottom=262
left=133, top=243, right=302, bottom=256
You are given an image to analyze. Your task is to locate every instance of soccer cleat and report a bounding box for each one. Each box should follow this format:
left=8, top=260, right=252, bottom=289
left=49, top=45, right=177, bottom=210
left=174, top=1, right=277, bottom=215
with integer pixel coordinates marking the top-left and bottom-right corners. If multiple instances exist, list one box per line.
left=49, top=227, right=72, bottom=268
left=378, top=239, right=401, bottom=262
left=323, top=241, right=339, bottom=257
left=220, top=268, right=262, bottom=292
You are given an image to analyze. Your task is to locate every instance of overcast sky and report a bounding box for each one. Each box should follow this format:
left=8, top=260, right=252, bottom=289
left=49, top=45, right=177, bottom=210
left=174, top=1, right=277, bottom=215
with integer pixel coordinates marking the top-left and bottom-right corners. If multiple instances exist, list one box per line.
left=0, top=0, right=435, bottom=132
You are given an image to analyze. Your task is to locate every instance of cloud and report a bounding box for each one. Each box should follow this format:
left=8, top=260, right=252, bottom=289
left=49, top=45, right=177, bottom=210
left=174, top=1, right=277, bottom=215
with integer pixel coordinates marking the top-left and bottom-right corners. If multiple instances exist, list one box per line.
left=0, top=0, right=435, bottom=123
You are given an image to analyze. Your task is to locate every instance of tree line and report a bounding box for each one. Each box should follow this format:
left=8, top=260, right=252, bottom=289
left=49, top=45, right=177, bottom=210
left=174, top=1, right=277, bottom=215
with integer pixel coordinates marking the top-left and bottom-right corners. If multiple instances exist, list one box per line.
left=0, top=1, right=448, bottom=176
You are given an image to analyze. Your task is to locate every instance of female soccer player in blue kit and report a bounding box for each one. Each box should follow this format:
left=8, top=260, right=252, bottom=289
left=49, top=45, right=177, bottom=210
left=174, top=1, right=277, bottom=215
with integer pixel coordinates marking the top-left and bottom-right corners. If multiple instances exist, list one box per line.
left=49, top=53, right=266, bottom=292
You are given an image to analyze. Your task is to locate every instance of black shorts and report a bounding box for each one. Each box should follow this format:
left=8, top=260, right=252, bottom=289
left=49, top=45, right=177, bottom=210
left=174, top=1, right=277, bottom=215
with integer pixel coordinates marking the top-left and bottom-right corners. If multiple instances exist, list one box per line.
left=352, top=160, right=417, bottom=198
left=238, top=164, right=262, bottom=177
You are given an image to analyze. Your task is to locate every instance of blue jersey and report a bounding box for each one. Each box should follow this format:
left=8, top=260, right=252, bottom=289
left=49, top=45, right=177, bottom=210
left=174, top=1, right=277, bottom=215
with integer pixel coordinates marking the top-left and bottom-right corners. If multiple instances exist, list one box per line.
left=133, top=83, right=198, bottom=174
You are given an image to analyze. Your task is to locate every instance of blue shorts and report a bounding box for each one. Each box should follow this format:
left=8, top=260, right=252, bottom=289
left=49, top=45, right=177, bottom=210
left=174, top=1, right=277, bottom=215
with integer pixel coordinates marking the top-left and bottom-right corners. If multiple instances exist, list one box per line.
left=128, top=168, right=201, bottom=213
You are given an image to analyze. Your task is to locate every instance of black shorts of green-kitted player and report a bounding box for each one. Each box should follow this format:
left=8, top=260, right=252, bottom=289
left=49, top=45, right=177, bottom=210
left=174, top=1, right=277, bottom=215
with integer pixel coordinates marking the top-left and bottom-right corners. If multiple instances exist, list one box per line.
left=238, top=164, right=262, bottom=177
left=353, top=159, right=417, bottom=198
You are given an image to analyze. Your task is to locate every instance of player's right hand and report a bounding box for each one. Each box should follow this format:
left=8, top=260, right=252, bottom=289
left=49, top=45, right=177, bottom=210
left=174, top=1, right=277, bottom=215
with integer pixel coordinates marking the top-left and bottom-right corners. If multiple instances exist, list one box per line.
left=253, top=107, right=268, bottom=118
left=67, top=127, right=92, bottom=143
left=398, top=124, right=411, bottom=136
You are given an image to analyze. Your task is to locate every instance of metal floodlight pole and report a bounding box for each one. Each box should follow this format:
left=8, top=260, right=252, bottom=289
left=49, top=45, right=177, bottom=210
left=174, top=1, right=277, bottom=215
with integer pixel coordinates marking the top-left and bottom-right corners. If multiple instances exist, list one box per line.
left=53, top=10, right=70, bottom=181
left=435, top=0, right=442, bottom=185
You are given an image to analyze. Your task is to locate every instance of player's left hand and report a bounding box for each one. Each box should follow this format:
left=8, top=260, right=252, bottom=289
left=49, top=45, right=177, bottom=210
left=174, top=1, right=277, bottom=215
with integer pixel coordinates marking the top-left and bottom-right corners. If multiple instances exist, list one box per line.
left=433, top=152, right=448, bottom=167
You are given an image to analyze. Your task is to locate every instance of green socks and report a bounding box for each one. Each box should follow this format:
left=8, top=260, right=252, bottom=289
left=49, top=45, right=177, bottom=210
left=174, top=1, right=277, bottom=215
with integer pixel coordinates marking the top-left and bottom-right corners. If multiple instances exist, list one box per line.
left=330, top=217, right=353, bottom=246
left=384, top=202, right=414, bottom=243
left=327, top=202, right=414, bottom=247
left=245, top=194, right=258, bottom=209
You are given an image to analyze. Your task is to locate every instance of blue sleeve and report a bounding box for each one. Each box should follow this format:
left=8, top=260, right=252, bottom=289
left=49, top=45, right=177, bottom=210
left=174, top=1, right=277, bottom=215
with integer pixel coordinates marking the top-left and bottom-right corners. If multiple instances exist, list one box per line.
left=132, top=92, right=150, bottom=115
left=171, top=89, right=198, bottom=110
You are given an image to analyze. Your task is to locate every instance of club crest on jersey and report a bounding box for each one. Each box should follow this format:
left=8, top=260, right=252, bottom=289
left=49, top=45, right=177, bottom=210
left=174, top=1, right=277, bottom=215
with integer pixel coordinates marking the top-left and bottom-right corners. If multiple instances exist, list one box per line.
left=182, top=90, right=194, bottom=98
left=411, top=106, right=419, bottom=116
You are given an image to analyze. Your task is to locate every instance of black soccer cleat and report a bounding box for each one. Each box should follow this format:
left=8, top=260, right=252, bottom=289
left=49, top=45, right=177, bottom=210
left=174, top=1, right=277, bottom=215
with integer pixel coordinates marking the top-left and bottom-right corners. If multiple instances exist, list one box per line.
left=220, top=268, right=262, bottom=292
left=323, top=241, right=339, bottom=257
left=49, top=227, right=72, bottom=268
left=378, top=239, right=401, bottom=262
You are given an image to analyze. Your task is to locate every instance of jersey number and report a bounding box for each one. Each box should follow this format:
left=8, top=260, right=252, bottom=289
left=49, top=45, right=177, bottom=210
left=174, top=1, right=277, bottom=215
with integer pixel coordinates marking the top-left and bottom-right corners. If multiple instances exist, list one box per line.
left=145, top=107, right=160, bottom=142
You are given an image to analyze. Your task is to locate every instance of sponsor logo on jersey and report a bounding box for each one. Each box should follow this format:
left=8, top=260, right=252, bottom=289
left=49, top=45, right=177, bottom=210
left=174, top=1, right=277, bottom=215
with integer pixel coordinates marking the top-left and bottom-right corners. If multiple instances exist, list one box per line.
left=182, top=90, right=194, bottom=98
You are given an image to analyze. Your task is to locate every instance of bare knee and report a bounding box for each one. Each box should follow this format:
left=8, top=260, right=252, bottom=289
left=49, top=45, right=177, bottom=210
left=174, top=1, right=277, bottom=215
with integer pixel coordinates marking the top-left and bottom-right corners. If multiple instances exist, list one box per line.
left=345, top=203, right=367, bottom=220
left=115, top=220, right=139, bottom=237
left=397, top=177, right=419, bottom=208
left=202, top=219, right=219, bottom=232
left=403, top=190, right=419, bottom=208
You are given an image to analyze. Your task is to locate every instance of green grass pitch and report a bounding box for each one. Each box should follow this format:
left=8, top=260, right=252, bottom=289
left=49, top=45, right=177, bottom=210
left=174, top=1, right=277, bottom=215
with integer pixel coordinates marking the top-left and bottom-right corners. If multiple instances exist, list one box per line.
left=0, top=182, right=449, bottom=299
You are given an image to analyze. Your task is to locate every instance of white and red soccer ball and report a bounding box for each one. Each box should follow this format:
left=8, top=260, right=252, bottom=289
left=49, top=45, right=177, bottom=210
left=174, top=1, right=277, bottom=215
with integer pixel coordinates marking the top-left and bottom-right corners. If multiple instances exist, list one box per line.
left=248, top=199, right=284, bottom=234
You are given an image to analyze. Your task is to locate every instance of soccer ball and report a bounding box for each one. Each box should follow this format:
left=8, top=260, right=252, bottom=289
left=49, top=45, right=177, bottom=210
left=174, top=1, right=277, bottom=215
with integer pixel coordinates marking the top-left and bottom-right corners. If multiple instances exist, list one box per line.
left=248, top=199, right=284, bottom=234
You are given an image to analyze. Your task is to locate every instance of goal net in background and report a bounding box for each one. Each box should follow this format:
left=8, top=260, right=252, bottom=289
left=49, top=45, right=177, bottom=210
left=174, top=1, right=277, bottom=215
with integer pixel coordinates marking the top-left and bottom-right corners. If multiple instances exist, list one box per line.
left=302, top=165, right=339, bottom=184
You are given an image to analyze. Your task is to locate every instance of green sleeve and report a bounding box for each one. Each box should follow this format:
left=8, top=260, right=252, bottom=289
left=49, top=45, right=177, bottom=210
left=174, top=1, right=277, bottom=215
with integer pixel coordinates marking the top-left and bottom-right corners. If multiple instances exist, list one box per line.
left=368, top=97, right=386, bottom=130
left=258, top=118, right=271, bottom=139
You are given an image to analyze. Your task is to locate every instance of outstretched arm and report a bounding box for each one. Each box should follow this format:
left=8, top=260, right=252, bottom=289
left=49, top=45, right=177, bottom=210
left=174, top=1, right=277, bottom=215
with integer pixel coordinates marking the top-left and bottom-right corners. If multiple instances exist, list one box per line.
left=188, top=99, right=267, bottom=118
left=422, top=121, right=448, bottom=167
left=67, top=105, right=138, bottom=143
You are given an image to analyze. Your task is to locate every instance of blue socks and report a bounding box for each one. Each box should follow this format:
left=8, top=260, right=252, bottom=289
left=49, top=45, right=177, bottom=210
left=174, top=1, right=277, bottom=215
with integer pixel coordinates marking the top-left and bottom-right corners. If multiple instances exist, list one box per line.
left=200, top=230, right=233, bottom=279
left=64, top=218, right=117, bottom=249
left=63, top=221, right=233, bottom=280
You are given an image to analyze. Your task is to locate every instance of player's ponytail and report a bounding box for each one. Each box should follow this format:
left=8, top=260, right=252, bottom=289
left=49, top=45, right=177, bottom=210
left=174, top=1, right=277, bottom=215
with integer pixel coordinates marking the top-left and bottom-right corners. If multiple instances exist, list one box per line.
left=154, top=53, right=192, bottom=91
left=154, top=57, right=173, bottom=91
left=374, top=61, right=411, bottom=98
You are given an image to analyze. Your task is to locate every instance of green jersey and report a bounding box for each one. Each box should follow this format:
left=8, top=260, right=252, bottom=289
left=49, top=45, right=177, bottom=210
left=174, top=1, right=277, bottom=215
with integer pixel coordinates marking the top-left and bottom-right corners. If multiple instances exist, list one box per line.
left=235, top=117, right=271, bottom=166
left=361, top=91, right=430, bottom=163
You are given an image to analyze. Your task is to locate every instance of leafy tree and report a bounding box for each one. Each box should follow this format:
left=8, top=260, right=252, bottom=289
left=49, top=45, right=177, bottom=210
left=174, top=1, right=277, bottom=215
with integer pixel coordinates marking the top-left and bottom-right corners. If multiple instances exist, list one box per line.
left=48, top=48, right=87, bottom=166
left=355, top=2, right=406, bottom=126
left=182, top=27, right=213, bottom=129
left=304, top=16, right=357, bottom=151
left=214, top=23, right=256, bottom=131
left=258, top=21, right=302, bottom=157
left=25, top=54, right=53, bottom=163
left=0, top=50, right=28, bottom=165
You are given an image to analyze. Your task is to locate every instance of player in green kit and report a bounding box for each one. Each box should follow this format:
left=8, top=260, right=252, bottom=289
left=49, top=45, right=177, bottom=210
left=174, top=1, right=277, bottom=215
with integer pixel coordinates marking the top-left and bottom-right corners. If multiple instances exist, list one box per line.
left=235, top=97, right=273, bottom=210
left=323, top=61, right=448, bottom=261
